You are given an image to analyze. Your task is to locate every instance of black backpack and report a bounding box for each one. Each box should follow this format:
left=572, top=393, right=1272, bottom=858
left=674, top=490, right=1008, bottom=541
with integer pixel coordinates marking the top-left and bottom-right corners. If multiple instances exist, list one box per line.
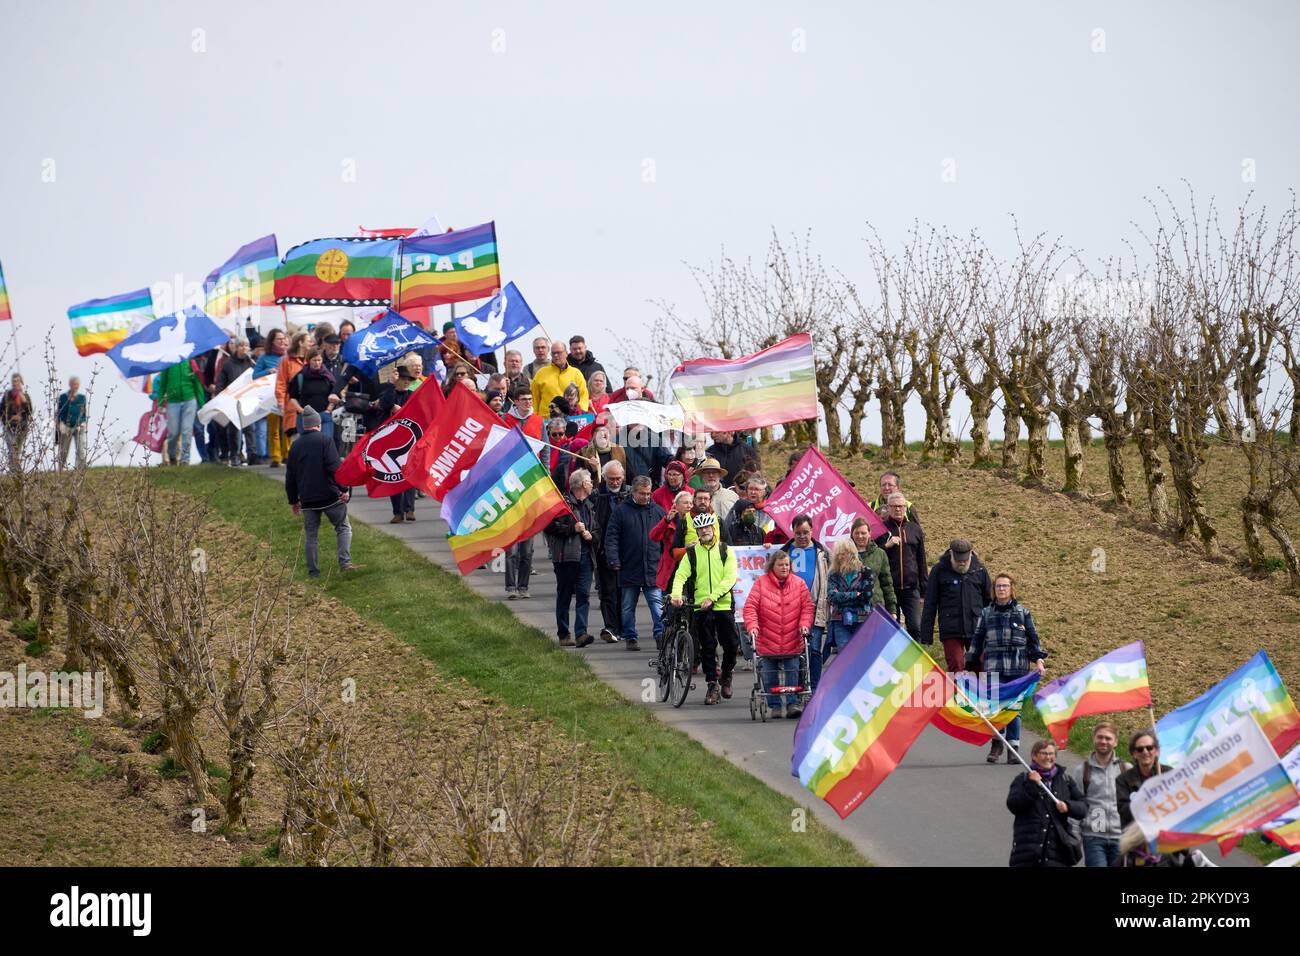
left=682, top=541, right=729, bottom=605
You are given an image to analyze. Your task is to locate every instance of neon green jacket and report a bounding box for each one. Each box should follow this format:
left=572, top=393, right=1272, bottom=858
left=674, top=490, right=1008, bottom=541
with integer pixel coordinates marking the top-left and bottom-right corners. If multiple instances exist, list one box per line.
left=671, top=539, right=738, bottom=611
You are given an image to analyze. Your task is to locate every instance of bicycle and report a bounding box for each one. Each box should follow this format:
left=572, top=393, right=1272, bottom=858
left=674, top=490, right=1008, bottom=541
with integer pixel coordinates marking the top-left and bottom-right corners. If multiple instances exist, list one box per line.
left=651, top=603, right=696, bottom=708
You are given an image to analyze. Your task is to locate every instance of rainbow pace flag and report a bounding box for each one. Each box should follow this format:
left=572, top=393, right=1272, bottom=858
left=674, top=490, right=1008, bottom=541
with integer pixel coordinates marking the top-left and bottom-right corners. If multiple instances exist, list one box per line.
left=204, top=234, right=278, bottom=321
left=931, top=671, right=1040, bottom=745
left=66, top=288, right=154, bottom=356
left=0, top=260, right=12, bottom=322
left=1130, top=715, right=1300, bottom=856
left=670, top=333, right=819, bottom=432
left=1032, top=641, right=1152, bottom=748
left=1262, top=745, right=1300, bottom=851
left=274, top=236, right=400, bottom=307
left=1156, top=650, right=1300, bottom=767
left=792, top=606, right=950, bottom=818
left=442, top=426, right=569, bottom=575
left=395, top=221, right=500, bottom=309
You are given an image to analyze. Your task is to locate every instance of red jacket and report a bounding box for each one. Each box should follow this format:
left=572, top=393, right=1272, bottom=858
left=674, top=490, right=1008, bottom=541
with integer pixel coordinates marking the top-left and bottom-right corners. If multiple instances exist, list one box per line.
left=649, top=513, right=682, bottom=591
left=742, top=571, right=814, bottom=657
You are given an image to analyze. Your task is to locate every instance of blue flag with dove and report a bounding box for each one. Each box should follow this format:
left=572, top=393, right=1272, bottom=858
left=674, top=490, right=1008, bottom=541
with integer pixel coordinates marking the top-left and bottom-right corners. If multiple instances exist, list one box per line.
left=454, top=281, right=539, bottom=356
left=341, top=309, right=440, bottom=375
left=106, top=306, right=230, bottom=380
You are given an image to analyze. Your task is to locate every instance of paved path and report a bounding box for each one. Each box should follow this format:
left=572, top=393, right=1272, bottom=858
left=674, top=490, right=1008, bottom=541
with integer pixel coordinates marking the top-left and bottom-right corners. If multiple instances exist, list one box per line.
left=255, top=464, right=1254, bottom=867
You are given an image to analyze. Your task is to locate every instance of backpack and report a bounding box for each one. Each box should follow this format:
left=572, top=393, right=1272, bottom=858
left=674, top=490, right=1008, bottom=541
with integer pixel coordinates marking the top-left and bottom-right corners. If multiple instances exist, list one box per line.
left=683, top=541, right=728, bottom=605
left=1082, top=758, right=1130, bottom=794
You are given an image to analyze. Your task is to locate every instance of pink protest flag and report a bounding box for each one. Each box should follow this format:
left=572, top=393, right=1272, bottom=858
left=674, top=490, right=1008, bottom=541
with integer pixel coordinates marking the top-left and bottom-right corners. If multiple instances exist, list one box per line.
left=764, top=447, right=888, bottom=546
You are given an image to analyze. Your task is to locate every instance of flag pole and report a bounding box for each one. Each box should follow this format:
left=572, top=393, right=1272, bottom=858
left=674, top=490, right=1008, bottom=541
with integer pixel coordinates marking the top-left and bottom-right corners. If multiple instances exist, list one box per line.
left=1148, top=703, right=1162, bottom=775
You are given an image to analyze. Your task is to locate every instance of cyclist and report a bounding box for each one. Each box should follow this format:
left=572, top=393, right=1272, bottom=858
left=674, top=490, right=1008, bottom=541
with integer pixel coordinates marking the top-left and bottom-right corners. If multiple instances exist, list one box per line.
left=670, top=512, right=739, bottom=706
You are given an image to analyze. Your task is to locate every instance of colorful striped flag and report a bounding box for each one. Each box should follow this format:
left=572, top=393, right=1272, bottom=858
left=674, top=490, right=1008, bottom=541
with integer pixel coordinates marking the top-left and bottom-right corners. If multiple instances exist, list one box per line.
left=395, top=221, right=500, bottom=309
left=1262, top=745, right=1300, bottom=851
left=274, top=236, right=400, bottom=306
left=0, top=260, right=12, bottom=322
left=669, top=333, right=819, bottom=432
left=66, top=288, right=154, bottom=356
left=931, top=671, right=1040, bottom=745
left=1033, top=641, right=1152, bottom=748
left=1155, top=650, right=1300, bottom=767
left=792, top=606, right=949, bottom=818
left=1130, top=716, right=1300, bottom=855
left=204, top=234, right=278, bottom=320
left=442, top=427, right=569, bottom=575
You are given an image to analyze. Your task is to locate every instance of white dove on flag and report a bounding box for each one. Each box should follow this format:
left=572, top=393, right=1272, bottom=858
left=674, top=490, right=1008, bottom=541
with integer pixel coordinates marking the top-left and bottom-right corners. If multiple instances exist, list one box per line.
left=818, top=508, right=857, bottom=547
left=120, top=315, right=195, bottom=364
left=461, top=290, right=509, bottom=348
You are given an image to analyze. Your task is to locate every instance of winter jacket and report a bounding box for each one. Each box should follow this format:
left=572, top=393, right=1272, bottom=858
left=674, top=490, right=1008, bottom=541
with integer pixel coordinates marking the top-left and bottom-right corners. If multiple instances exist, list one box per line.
left=706, top=484, right=739, bottom=524
left=544, top=494, right=595, bottom=564
left=705, top=440, right=758, bottom=485
left=56, top=392, right=88, bottom=429
left=580, top=441, right=627, bottom=482
left=608, top=385, right=656, bottom=404
left=216, top=352, right=254, bottom=391
left=652, top=476, right=691, bottom=514
left=723, top=497, right=767, bottom=546
left=743, top=571, right=814, bottom=657
left=253, top=352, right=283, bottom=379
left=591, top=483, right=630, bottom=562
left=919, top=549, right=993, bottom=644
left=1117, top=763, right=1174, bottom=830
left=649, top=512, right=685, bottom=591
left=670, top=538, right=738, bottom=611
left=290, top=367, right=338, bottom=415
left=604, top=497, right=666, bottom=586
left=874, top=516, right=928, bottom=593
left=275, top=354, right=307, bottom=431
left=1007, top=768, right=1086, bottom=867
left=869, top=494, right=920, bottom=524
left=531, top=363, right=588, bottom=415
left=1068, top=754, right=1131, bottom=842
left=285, top=429, right=345, bottom=509
left=969, top=599, right=1046, bottom=676
left=153, top=361, right=206, bottom=406
left=857, top=543, right=897, bottom=614
left=507, top=407, right=544, bottom=441
left=623, top=428, right=673, bottom=487
left=1, top=389, right=32, bottom=430
left=827, top=567, right=875, bottom=626
left=571, top=352, right=607, bottom=393
left=781, top=540, right=830, bottom=628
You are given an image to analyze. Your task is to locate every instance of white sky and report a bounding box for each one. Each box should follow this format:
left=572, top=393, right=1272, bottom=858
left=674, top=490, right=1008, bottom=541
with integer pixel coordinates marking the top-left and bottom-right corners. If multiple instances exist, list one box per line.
left=3, top=0, right=1298, bottom=450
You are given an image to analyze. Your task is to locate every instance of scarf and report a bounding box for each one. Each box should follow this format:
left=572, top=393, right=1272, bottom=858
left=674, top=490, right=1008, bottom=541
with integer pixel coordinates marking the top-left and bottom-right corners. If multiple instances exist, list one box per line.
left=304, top=365, right=336, bottom=387
left=1031, top=762, right=1059, bottom=783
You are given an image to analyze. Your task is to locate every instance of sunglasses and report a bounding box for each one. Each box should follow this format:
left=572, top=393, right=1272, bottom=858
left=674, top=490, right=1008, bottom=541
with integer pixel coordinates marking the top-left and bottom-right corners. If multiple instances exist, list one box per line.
left=1132, top=744, right=1157, bottom=753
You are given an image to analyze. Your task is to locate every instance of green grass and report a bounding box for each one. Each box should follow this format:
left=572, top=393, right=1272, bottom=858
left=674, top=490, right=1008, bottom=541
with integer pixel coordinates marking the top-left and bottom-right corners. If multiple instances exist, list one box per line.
left=145, top=467, right=863, bottom=867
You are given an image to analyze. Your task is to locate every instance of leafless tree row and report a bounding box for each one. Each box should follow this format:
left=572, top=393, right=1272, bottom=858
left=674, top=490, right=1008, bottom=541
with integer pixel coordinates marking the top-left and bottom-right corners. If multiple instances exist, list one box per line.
left=633, top=187, right=1300, bottom=587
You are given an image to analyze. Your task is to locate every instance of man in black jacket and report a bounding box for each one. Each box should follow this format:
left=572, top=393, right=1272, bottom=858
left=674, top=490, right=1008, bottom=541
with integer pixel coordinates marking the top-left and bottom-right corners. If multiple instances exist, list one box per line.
left=215, top=337, right=255, bottom=465
left=286, top=407, right=360, bottom=578
left=875, top=492, right=927, bottom=640
left=568, top=335, right=606, bottom=395
left=591, top=461, right=630, bottom=642
left=604, top=476, right=666, bottom=651
left=705, top=431, right=757, bottom=489
left=919, top=538, right=992, bottom=672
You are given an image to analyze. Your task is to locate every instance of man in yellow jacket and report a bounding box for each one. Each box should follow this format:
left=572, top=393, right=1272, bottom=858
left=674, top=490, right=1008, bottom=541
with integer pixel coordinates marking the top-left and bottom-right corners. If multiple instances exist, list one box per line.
left=531, top=340, right=589, bottom=415
left=671, top=512, right=739, bottom=705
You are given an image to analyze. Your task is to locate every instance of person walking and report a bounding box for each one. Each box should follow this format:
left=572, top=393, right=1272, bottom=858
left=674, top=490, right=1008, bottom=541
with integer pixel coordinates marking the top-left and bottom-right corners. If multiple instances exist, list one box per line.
left=153, top=359, right=205, bottom=465
left=274, top=330, right=309, bottom=449
left=2, top=373, right=32, bottom=471
left=1068, top=722, right=1129, bottom=867
left=214, top=337, right=254, bottom=465
left=650, top=489, right=692, bottom=593
left=670, top=512, right=739, bottom=705
left=967, top=573, right=1047, bottom=764
left=781, top=515, right=830, bottom=689
left=378, top=361, right=422, bottom=523
left=55, top=376, right=89, bottom=471
left=826, top=539, right=874, bottom=654
left=544, top=469, right=598, bottom=647
left=591, top=460, right=630, bottom=642
left=288, top=348, right=342, bottom=443
left=851, top=517, right=897, bottom=617
left=604, top=475, right=666, bottom=652
left=254, top=328, right=288, bottom=467
left=285, top=407, right=360, bottom=578
left=919, top=537, right=993, bottom=672
left=1006, top=740, right=1086, bottom=867
left=742, top=550, right=813, bottom=719
left=875, top=492, right=926, bottom=639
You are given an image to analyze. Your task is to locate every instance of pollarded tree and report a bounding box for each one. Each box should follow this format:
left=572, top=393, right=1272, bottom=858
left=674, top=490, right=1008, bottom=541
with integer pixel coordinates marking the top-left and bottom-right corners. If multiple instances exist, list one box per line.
left=860, top=225, right=920, bottom=463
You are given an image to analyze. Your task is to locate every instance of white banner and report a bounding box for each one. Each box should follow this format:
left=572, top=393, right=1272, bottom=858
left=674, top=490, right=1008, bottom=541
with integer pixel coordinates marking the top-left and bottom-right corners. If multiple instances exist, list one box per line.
left=605, top=400, right=684, bottom=433
left=730, top=544, right=779, bottom=622
left=196, top=369, right=280, bottom=429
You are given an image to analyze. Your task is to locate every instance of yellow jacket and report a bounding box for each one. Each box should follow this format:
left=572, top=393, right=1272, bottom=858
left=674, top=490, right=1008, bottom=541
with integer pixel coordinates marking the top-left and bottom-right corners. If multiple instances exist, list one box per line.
left=531, top=363, right=589, bottom=416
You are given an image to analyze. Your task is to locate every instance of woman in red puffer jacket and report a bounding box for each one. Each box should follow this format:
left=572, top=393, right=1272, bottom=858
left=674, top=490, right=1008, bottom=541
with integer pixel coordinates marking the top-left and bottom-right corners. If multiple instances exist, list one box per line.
left=742, top=550, right=814, bottom=719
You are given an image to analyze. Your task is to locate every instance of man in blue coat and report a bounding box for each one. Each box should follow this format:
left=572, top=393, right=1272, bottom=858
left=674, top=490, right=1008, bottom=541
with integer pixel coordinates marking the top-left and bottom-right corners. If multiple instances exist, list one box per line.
left=604, top=475, right=666, bottom=651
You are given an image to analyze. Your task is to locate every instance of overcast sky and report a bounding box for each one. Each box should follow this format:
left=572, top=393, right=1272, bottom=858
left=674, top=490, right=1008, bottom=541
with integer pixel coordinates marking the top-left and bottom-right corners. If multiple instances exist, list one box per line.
left=3, top=0, right=1298, bottom=451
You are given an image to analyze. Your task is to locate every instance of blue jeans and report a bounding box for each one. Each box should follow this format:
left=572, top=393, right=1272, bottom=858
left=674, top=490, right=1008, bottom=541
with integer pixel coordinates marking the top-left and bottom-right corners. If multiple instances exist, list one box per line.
left=761, top=656, right=802, bottom=709
left=828, top=620, right=857, bottom=658
left=164, top=399, right=198, bottom=463
left=1083, top=835, right=1120, bottom=868
left=254, top=418, right=269, bottom=458
left=319, top=414, right=334, bottom=441
left=806, top=625, right=827, bottom=689
left=620, top=584, right=663, bottom=644
left=554, top=550, right=593, bottom=637
left=994, top=670, right=1027, bottom=742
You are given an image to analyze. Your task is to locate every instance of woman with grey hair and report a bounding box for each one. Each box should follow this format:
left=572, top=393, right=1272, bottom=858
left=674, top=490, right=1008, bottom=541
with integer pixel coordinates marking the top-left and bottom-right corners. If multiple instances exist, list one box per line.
left=544, top=467, right=597, bottom=648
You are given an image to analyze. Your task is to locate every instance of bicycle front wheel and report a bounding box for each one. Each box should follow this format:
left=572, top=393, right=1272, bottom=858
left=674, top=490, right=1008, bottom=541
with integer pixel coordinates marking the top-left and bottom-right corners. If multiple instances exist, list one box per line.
left=670, top=626, right=694, bottom=708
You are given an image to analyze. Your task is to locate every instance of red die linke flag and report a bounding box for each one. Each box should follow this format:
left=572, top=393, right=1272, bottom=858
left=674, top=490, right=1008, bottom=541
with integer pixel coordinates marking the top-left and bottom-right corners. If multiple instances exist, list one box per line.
left=405, top=385, right=508, bottom=500
left=764, top=446, right=887, bottom=547
left=335, top=379, right=444, bottom=497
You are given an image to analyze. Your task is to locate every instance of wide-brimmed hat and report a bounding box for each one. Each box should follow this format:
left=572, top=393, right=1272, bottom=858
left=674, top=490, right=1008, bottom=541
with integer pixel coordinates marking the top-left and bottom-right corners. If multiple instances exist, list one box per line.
left=697, top=457, right=726, bottom=475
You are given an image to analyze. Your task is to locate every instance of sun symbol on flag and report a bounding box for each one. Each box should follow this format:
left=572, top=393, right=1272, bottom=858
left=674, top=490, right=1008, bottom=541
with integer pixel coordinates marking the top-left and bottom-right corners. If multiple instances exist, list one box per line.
left=315, top=248, right=349, bottom=284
